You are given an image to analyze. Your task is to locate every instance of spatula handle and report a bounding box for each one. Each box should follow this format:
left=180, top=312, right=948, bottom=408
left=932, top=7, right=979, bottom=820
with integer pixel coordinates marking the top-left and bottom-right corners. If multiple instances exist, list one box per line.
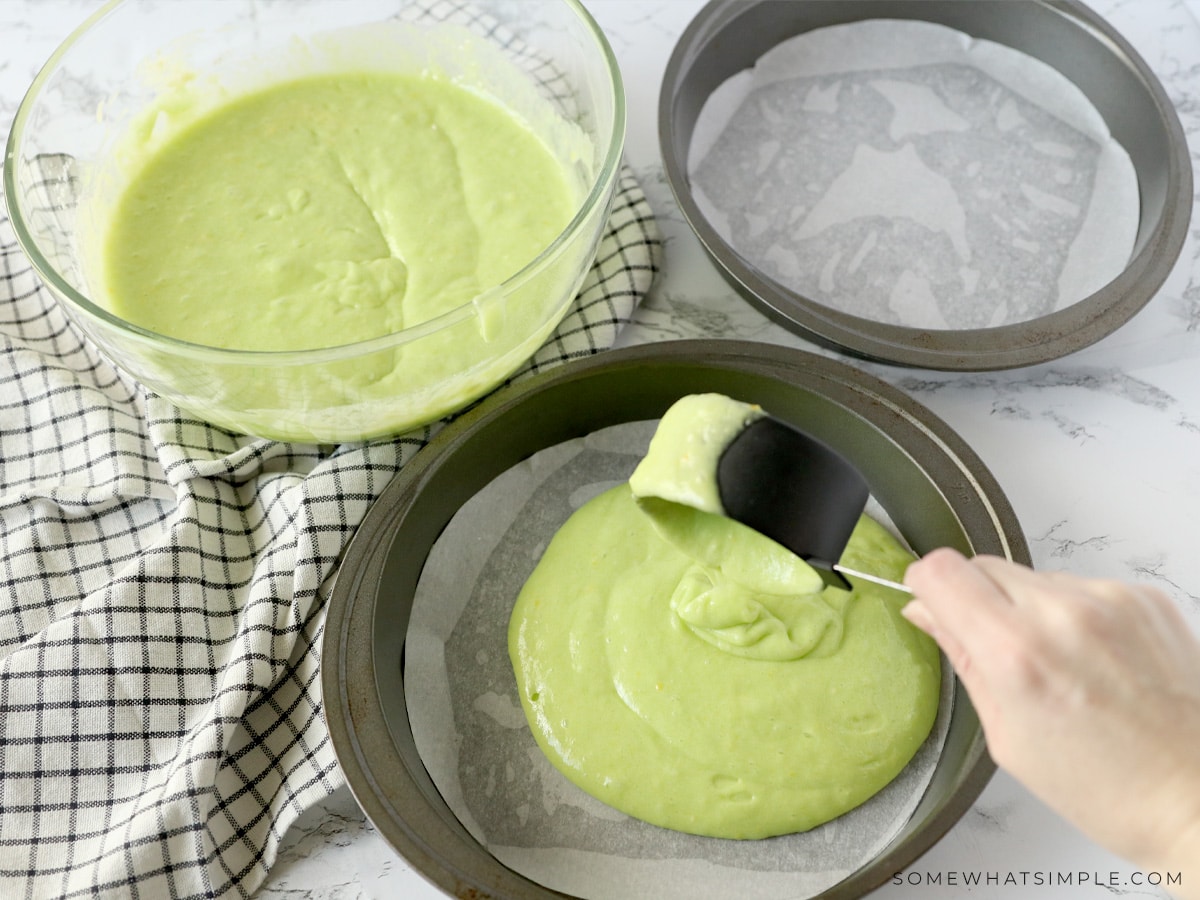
left=834, top=564, right=911, bottom=594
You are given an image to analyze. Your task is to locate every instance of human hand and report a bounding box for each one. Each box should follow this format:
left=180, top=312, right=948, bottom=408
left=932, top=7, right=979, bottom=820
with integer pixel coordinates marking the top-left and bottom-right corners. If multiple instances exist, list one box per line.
left=903, top=549, right=1200, bottom=893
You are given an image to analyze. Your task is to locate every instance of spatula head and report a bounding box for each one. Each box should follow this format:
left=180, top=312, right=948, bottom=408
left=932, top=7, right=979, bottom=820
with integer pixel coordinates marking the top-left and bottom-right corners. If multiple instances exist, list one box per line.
left=717, top=416, right=869, bottom=590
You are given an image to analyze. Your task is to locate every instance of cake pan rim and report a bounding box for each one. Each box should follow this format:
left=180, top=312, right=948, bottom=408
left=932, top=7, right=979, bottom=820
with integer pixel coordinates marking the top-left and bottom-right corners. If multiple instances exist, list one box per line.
left=658, top=0, right=1193, bottom=371
left=322, top=339, right=1029, bottom=899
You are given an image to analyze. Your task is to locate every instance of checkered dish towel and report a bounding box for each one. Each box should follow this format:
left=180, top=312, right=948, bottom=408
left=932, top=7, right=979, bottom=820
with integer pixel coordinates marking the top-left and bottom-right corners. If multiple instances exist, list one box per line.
left=0, top=162, right=659, bottom=898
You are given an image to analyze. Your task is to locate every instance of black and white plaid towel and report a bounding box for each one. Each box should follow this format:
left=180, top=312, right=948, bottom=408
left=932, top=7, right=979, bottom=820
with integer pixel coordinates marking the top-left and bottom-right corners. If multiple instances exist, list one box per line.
left=0, top=149, right=659, bottom=898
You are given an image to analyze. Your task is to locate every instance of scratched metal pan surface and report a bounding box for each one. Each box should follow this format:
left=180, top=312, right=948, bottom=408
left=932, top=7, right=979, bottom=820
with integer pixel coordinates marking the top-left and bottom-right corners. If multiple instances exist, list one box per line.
left=659, top=0, right=1192, bottom=370
left=322, top=340, right=1030, bottom=899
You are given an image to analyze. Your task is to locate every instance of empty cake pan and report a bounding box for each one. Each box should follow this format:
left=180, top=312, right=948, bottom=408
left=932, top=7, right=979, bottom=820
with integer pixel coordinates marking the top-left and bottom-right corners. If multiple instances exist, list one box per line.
left=322, top=340, right=1031, bottom=899
left=659, top=1, right=1192, bottom=370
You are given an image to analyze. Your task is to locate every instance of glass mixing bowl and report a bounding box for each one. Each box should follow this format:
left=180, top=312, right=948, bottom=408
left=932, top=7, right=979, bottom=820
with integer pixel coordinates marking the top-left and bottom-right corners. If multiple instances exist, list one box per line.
left=4, top=0, right=625, bottom=442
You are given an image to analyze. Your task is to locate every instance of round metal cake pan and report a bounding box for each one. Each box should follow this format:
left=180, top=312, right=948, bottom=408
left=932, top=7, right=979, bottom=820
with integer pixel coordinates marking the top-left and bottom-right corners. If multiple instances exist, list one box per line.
left=659, top=1, right=1192, bottom=371
left=322, top=340, right=1031, bottom=899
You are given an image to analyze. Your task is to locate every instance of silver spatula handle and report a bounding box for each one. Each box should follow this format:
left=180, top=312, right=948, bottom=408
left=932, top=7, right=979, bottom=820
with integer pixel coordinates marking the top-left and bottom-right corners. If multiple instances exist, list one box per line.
left=835, top=564, right=911, bottom=594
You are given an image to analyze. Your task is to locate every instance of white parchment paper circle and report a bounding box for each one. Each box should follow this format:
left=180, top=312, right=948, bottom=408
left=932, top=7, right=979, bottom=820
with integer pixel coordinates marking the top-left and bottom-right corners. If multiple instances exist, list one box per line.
left=689, top=19, right=1138, bottom=330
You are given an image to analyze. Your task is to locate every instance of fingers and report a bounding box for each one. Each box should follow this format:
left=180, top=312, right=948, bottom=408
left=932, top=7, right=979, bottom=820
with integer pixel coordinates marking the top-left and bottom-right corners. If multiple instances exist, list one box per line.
left=904, top=551, right=1194, bottom=691
left=904, top=547, right=1019, bottom=630
left=971, top=562, right=1185, bottom=652
left=902, top=547, right=1017, bottom=700
left=973, top=555, right=1080, bottom=608
left=901, top=597, right=974, bottom=681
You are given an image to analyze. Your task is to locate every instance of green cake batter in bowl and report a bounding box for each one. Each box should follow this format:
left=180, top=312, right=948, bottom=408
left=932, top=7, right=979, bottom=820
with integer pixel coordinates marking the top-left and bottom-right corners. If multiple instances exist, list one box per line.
left=5, top=0, right=625, bottom=442
left=99, top=72, right=579, bottom=354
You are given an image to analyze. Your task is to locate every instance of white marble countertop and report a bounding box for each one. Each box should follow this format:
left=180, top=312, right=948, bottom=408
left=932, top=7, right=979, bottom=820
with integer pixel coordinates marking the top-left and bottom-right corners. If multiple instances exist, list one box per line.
left=4, top=1, right=1200, bottom=898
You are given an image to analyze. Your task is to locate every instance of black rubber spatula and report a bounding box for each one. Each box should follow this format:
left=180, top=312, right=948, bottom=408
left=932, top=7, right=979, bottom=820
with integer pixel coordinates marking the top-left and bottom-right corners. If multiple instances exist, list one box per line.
left=717, top=416, right=911, bottom=593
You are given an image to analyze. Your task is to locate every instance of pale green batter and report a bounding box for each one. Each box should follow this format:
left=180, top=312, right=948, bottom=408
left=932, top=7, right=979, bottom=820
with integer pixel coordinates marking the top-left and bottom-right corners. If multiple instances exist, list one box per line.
left=100, top=71, right=576, bottom=351
left=509, top=396, right=940, bottom=840
left=628, top=392, right=766, bottom=516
